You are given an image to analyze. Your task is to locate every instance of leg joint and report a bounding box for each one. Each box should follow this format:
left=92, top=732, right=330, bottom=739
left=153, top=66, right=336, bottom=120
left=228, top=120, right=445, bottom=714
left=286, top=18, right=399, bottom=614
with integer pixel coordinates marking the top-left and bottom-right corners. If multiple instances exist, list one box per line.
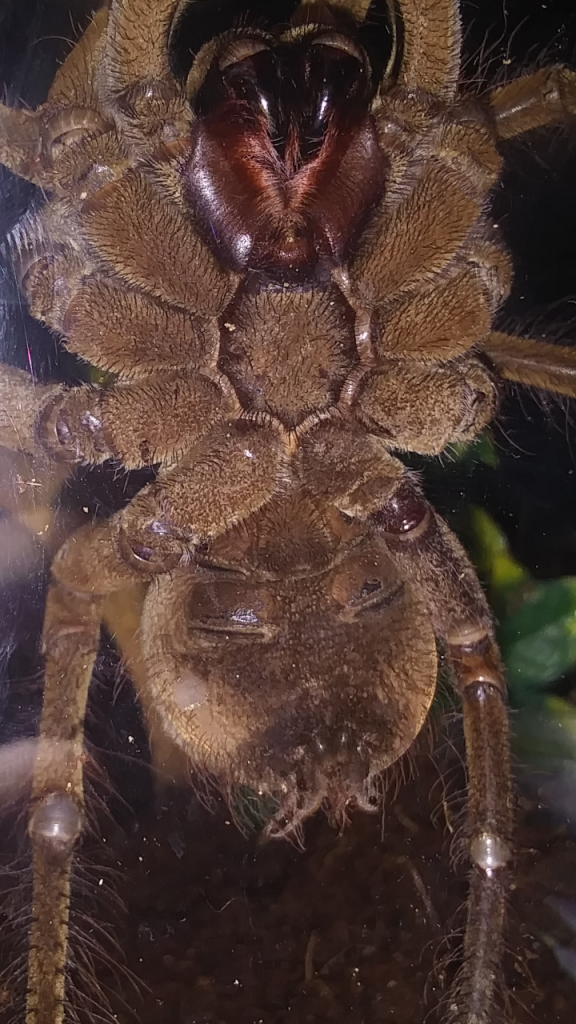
left=470, top=830, right=512, bottom=874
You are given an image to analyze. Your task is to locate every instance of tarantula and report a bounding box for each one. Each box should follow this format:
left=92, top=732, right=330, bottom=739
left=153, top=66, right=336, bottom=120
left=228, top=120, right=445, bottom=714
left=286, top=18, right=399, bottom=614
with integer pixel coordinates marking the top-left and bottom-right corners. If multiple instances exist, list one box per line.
left=0, top=0, right=575, bottom=1021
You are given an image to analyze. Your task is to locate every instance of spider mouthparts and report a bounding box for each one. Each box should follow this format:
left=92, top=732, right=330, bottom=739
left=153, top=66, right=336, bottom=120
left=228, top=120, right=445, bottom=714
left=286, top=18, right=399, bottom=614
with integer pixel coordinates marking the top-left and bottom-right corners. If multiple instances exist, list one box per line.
left=186, top=28, right=385, bottom=275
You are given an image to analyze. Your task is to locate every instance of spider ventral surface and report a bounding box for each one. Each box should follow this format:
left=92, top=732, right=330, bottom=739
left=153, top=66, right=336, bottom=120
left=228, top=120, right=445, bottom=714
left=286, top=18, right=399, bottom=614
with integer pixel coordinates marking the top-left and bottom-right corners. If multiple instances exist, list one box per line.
left=0, top=1, right=576, bottom=1023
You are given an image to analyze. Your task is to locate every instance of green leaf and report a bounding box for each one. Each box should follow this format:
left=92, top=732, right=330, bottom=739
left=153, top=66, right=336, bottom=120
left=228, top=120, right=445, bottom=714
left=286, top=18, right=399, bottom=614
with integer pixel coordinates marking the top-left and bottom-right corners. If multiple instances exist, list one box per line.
left=89, top=365, right=116, bottom=385
left=466, top=509, right=576, bottom=699
left=446, top=431, right=499, bottom=468
left=467, top=507, right=529, bottom=610
left=500, top=578, right=576, bottom=695
left=514, top=696, right=576, bottom=761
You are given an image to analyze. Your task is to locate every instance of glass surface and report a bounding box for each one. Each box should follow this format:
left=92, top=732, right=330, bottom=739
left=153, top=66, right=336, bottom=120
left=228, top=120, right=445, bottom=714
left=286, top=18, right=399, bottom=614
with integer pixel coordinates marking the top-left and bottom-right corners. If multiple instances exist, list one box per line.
left=0, top=2, right=575, bottom=1022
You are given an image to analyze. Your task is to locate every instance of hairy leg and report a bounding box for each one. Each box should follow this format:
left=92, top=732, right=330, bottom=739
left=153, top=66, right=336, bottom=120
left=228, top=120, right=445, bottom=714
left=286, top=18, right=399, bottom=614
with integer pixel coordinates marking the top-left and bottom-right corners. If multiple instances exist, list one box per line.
left=0, top=365, right=236, bottom=470
left=26, top=582, right=102, bottom=1024
left=483, top=331, right=576, bottom=399
left=100, top=0, right=191, bottom=150
left=397, top=0, right=461, bottom=99
left=0, top=9, right=113, bottom=190
left=24, top=486, right=181, bottom=1024
left=349, top=356, right=497, bottom=454
left=491, top=67, right=576, bottom=140
left=373, top=479, right=512, bottom=1024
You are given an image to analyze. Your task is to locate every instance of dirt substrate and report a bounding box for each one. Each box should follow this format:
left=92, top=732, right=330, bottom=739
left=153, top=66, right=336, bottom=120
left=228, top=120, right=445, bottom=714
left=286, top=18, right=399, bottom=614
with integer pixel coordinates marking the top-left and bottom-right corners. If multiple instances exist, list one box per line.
left=100, top=761, right=575, bottom=1024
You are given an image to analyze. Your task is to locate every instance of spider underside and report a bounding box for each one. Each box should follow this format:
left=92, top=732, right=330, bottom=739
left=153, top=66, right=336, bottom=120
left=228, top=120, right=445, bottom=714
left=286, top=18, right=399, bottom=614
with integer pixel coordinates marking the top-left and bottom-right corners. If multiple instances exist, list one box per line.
left=0, top=0, right=576, bottom=1021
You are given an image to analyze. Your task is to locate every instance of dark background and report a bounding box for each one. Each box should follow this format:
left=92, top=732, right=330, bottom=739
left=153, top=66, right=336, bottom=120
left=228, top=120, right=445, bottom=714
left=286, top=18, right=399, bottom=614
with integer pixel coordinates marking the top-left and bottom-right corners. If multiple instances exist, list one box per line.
left=0, top=2, right=576, bottom=1023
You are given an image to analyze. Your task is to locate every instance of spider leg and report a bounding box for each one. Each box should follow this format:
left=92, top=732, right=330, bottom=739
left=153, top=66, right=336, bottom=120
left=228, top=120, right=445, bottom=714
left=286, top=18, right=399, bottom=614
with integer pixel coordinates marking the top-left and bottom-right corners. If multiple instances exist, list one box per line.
left=100, top=0, right=191, bottom=152
left=61, top=279, right=220, bottom=378
left=349, top=129, right=508, bottom=350
left=122, top=420, right=289, bottom=547
left=15, top=219, right=221, bottom=376
left=0, top=10, right=113, bottom=190
left=491, top=67, right=576, bottom=140
left=327, top=0, right=372, bottom=19
left=372, top=270, right=494, bottom=362
left=372, top=478, right=513, bottom=1024
left=26, top=579, right=102, bottom=1024
left=47, top=8, right=109, bottom=108
left=0, top=0, right=189, bottom=184
left=43, top=374, right=238, bottom=470
left=0, top=101, right=117, bottom=194
left=81, top=170, right=235, bottom=316
left=0, top=365, right=237, bottom=471
left=25, top=483, right=196, bottom=1024
left=9, top=413, right=286, bottom=600
left=351, top=161, right=484, bottom=301
left=443, top=646, right=511, bottom=1024
left=483, top=331, right=576, bottom=399
left=0, top=106, right=44, bottom=186
left=19, top=407, right=284, bottom=1021
left=0, top=369, right=62, bottom=455
left=349, top=355, right=497, bottom=454
left=396, top=0, right=461, bottom=99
